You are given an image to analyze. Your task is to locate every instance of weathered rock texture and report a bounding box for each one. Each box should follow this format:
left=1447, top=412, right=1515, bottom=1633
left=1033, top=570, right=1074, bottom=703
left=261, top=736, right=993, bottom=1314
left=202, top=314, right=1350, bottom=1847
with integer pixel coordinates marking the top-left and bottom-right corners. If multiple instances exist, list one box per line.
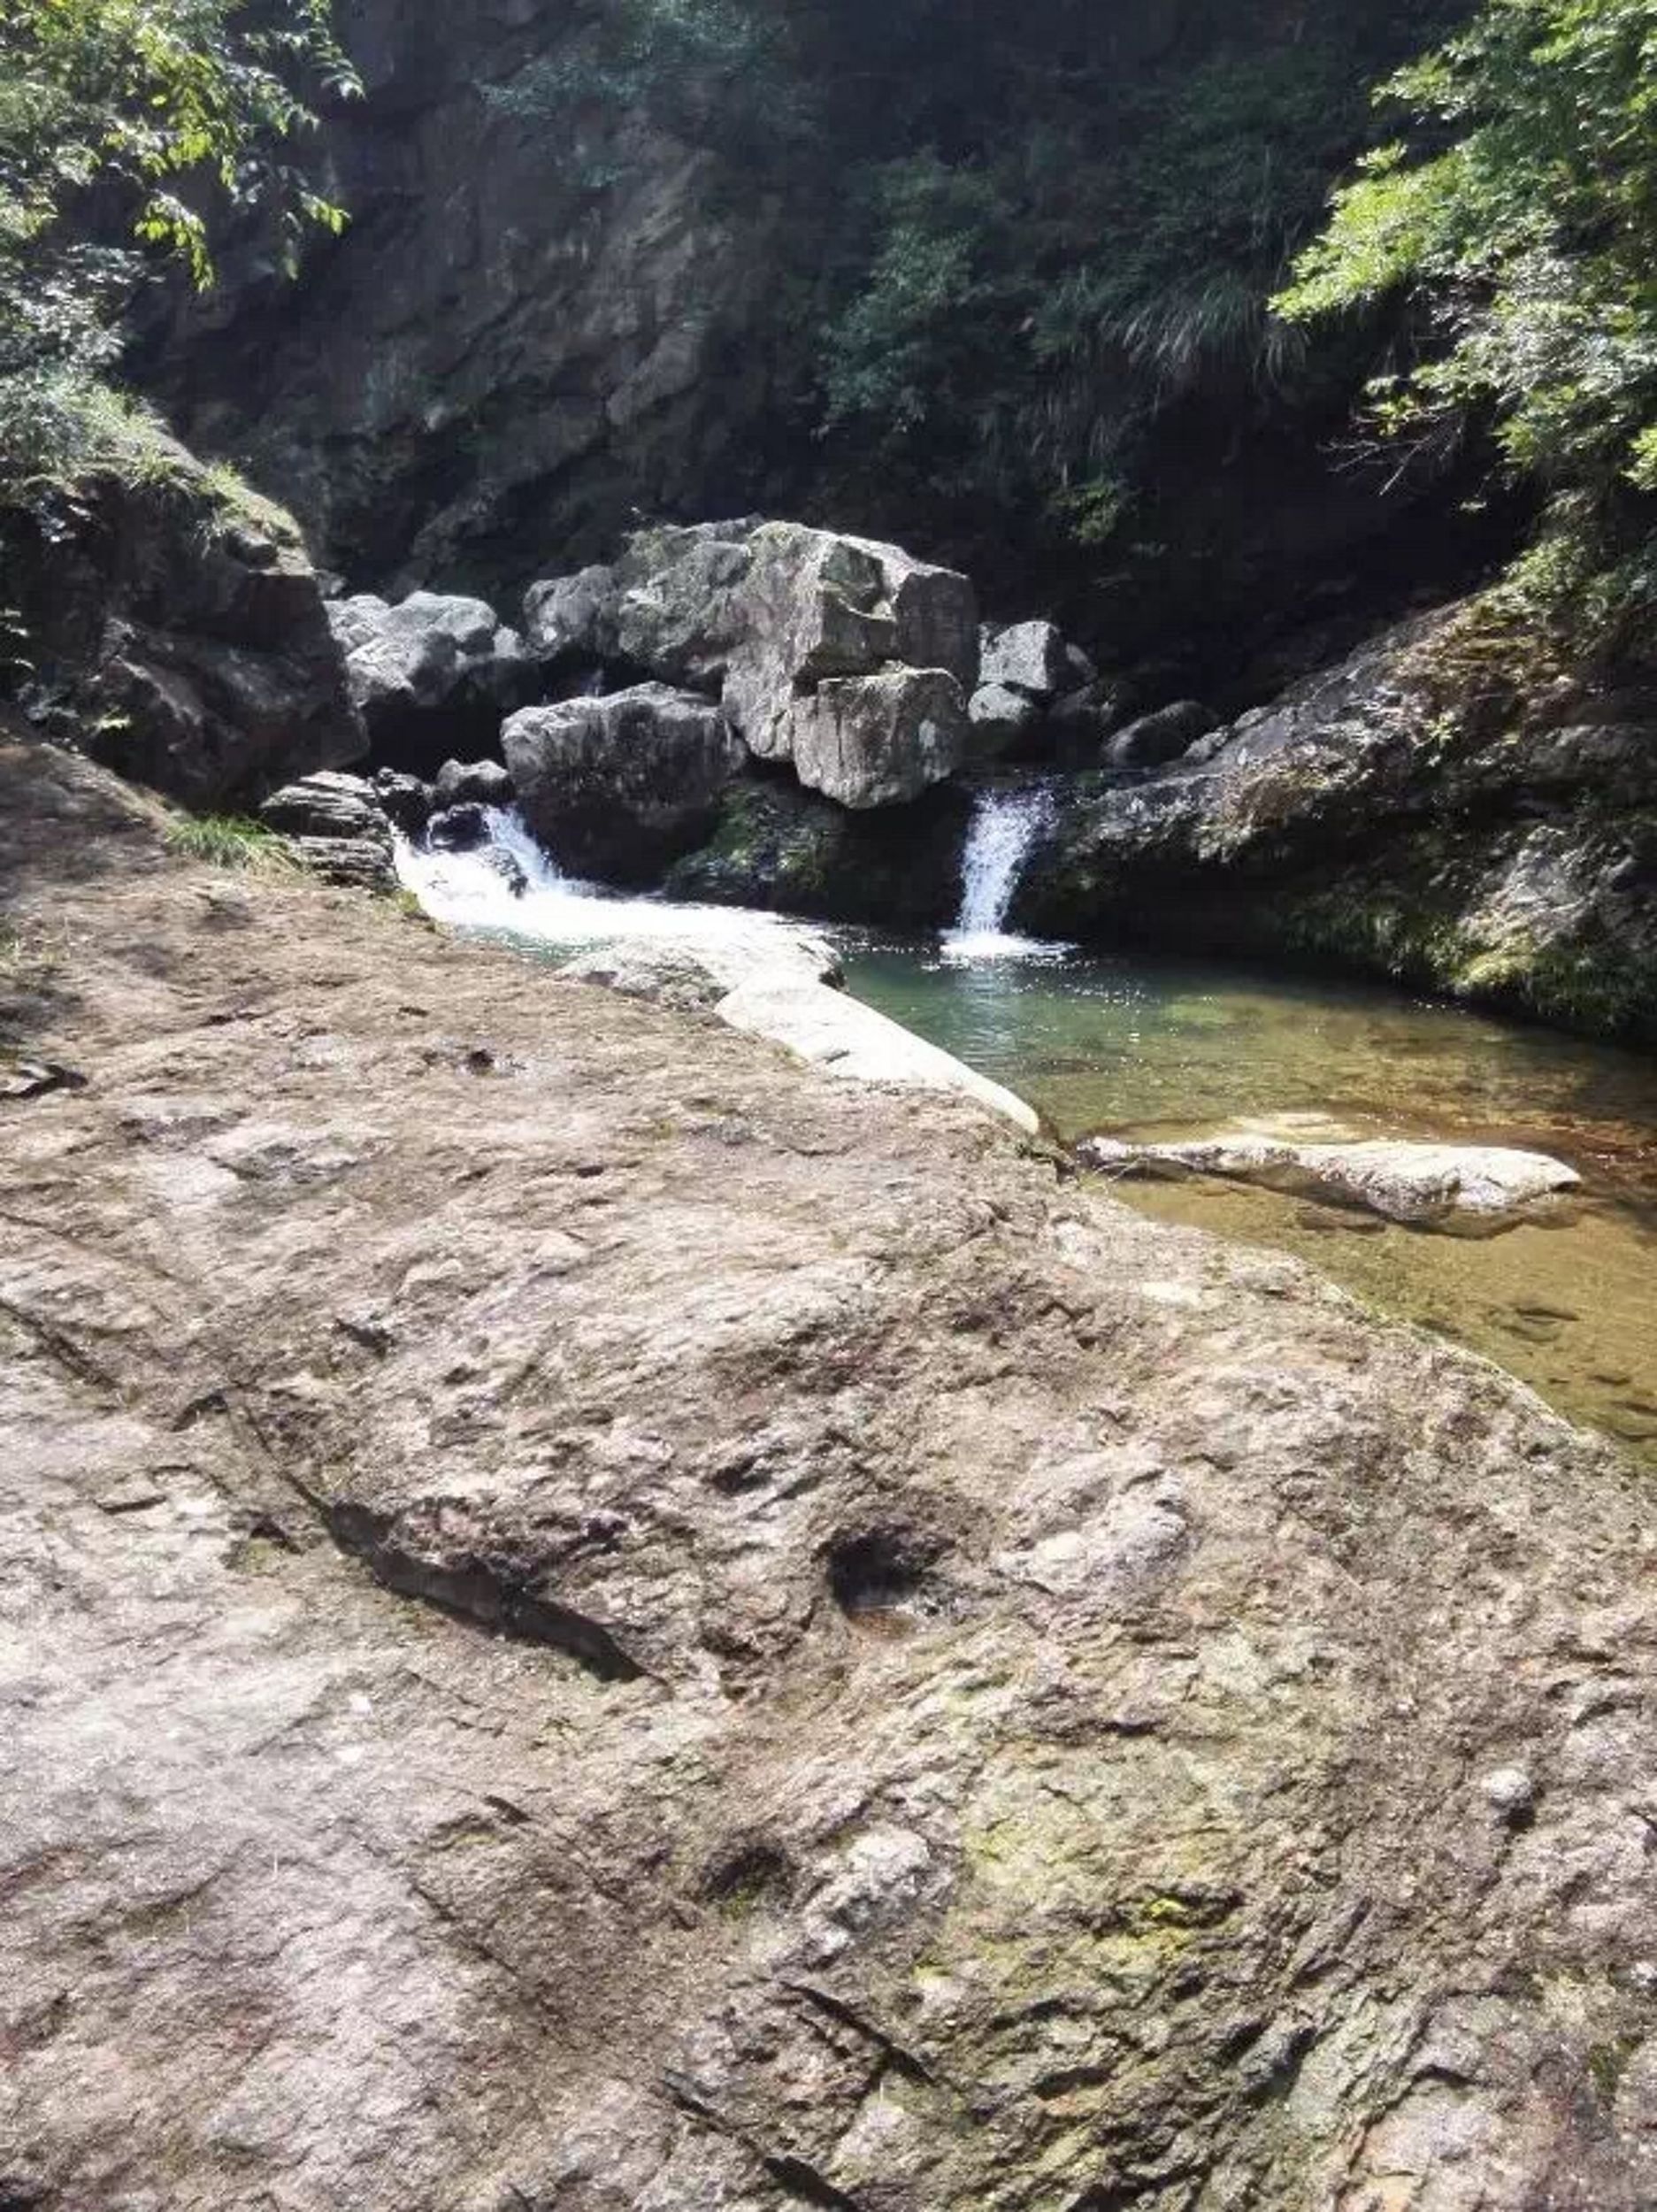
left=2, top=446, right=363, bottom=807
left=1021, top=603, right=1657, bottom=1041
left=527, top=518, right=978, bottom=809
left=1083, top=1133, right=1583, bottom=1230
left=503, top=682, right=746, bottom=884
left=5, top=726, right=1657, bottom=2208
left=330, top=591, right=533, bottom=772
left=149, top=0, right=787, bottom=593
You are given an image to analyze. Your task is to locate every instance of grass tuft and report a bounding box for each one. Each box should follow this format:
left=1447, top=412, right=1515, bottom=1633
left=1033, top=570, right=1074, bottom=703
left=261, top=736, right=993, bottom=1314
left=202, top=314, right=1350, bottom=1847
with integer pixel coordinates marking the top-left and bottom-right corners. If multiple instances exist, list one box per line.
left=165, top=814, right=300, bottom=875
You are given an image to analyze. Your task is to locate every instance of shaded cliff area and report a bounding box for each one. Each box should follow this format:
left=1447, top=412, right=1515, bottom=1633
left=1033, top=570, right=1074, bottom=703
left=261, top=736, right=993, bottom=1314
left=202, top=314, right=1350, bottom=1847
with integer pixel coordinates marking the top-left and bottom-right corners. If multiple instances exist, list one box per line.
left=147, top=0, right=1492, bottom=687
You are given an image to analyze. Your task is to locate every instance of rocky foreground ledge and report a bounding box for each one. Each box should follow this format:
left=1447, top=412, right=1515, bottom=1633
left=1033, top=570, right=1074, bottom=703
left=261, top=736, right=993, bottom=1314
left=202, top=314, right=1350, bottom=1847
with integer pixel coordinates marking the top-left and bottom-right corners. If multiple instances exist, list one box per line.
left=4, top=732, right=1657, bottom=2210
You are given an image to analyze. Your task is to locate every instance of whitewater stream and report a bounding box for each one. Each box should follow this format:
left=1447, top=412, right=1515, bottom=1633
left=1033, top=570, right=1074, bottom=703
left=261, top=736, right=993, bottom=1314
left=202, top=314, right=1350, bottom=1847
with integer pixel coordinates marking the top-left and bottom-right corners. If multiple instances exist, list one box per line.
left=397, top=794, right=1657, bottom=1465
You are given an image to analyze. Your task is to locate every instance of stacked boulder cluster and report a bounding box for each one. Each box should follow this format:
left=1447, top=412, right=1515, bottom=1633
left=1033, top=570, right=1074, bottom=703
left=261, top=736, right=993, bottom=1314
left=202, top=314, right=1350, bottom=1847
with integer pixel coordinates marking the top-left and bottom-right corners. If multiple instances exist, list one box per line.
left=258, top=518, right=1195, bottom=896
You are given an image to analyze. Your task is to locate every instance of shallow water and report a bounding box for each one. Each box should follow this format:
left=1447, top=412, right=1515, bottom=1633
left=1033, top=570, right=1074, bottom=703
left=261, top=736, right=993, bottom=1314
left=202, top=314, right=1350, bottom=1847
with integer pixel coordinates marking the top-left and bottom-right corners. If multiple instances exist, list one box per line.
left=846, top=939, right=1657, bottom=1463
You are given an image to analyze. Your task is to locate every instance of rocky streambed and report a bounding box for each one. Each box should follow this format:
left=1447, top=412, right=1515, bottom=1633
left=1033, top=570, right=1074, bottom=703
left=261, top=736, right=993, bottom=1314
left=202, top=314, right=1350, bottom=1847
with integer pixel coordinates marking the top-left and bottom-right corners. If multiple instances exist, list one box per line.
left=7, top=729, right=1657, bottom=2208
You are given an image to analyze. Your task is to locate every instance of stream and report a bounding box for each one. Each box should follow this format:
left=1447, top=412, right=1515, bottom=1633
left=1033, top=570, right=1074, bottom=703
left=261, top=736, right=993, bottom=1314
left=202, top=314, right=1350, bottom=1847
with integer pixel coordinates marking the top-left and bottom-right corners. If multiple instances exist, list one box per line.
left=398, top=800, right=1657, bottom=1469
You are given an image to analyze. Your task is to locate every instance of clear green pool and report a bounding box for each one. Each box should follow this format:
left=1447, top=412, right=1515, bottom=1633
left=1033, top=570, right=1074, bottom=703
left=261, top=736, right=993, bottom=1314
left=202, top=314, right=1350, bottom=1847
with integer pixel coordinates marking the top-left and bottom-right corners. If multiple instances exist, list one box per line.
left=845, top=940, right=1657, bottom=1463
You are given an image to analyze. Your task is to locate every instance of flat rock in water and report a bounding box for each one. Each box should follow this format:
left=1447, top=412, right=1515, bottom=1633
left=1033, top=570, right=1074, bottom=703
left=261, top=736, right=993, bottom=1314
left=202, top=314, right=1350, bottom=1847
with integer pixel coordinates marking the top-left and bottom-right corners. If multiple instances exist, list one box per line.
left=1082, top=1131, right=1582, bottom=1226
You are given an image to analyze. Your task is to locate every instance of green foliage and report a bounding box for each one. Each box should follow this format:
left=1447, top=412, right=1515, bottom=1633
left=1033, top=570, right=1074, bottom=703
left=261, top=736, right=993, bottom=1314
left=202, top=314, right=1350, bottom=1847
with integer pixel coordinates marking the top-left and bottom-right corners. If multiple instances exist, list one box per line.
left=0, top=0, right=357, bottom=506
left=1277, top=0, right=1657, bottom=637
left=165, top=813, right=299, bottom=872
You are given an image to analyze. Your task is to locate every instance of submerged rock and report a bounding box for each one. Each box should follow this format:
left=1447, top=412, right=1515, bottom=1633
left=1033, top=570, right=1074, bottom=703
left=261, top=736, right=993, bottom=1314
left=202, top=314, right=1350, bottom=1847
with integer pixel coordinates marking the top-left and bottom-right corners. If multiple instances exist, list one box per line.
left=1082, top=1131, right=1583, bottom=1228
left=502, top=681, right=746, bottom=884
left=524, top=518, right=978, bottom=809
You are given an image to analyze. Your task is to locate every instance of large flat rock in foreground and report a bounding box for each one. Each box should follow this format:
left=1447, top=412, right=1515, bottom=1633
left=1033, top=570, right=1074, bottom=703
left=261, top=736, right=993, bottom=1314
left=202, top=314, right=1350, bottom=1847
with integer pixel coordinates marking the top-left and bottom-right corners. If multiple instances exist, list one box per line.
left=3, top=733, right=1655, bottom=2209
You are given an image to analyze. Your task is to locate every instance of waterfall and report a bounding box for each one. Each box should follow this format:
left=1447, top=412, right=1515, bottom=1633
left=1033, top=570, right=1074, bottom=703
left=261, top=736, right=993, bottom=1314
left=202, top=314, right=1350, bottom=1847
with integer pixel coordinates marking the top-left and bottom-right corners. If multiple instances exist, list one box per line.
left=394, top=805, right=810, bottom=957
left=945, top=786, right=1055, bottom=957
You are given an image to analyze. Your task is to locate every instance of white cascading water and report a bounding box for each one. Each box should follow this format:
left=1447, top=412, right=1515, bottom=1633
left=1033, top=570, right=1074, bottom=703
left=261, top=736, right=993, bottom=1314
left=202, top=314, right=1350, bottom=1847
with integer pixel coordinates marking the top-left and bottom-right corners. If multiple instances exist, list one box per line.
left=943, top=786, right=1056, bottom=960
left=395, top=804, right=808, bottom=956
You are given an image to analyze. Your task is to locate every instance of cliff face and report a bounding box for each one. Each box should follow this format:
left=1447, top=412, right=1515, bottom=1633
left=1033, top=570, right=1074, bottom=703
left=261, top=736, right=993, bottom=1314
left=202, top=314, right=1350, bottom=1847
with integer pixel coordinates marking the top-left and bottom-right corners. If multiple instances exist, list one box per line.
left=150, top=0, right=1483, bottom=672
left=159, top=0, right=788, bottom=594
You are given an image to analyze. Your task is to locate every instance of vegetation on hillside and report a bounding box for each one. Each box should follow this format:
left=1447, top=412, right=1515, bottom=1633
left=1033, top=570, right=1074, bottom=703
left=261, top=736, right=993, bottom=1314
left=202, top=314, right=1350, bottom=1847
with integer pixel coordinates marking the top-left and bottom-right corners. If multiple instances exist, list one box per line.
left=0, top=0, right=356, bottom=506
left=1276, top=0, right=1657, bottom=644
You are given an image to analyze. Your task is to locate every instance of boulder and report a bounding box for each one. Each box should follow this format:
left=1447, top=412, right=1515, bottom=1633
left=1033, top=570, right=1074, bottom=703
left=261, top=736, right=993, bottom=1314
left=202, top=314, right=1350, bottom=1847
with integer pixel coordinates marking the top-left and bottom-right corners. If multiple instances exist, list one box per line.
left=426, top=803, right=491, bottom=852
left=259, top=771, right=387, bottom=842
left=433, top=757, right=513, bottom=810
left=968, top=681, right=1043, bottom=763
left=257, top=773, right=397, bottom=895
left=1016, top=603, right=1657, bottom=1043
left=329, top=591, right=533, bottom=770
left=502, top=682, right=746, bottom=884
left=3, top=438, right=364, bottom=808
left=1081, top=1133, right=1583, bottom=1230
left=285, top=835, right=400, bottom=895
left=786, top=667, right=968, bottom=810
left=981, top=619, right=1070, bottom=701
left=1103, top=699, right=1217, bottom=770
left=523, top=518, right=978, bottom=809
left=371, top=768, right=435, bottom=835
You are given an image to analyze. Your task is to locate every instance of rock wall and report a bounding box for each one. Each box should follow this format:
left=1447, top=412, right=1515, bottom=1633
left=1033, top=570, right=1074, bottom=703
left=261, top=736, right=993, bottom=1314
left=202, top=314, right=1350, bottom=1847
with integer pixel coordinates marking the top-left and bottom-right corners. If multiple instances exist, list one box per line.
left=1018, top=604, right=1657, bottom=1043
left=2, top=440, right=363, bottom=808
left=153, top=0, right=788, bottom=595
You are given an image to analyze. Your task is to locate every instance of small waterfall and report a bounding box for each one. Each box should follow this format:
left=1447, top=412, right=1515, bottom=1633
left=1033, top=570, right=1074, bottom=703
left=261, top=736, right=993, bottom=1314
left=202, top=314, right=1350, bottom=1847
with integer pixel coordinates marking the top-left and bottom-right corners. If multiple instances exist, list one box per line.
left=946, top=786, right=1055, bottom=957
left=394, top=804, right=812, bottom=958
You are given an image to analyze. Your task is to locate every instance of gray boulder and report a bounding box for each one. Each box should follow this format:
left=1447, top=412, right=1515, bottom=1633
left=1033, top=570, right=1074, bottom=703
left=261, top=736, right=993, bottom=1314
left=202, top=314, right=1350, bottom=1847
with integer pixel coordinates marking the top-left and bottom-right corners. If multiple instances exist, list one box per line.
left=786, top=668, right=968, bottom=810
left=433, top=757, right=513, bottom=810
left=981, top=619, right=1070, bottom=701
left=967, top=681, right=1042, bottom=764
left=258, top=772, right=398, bottom=895
left=329, top=591, right=533, bottom=765
left=6, top=435, right=364, bottom=809
left=502, top=682, right=746, bottom=883
left=1104, top=699, right=1218, bottom=770
left=524, top=519, right=978, bottom=808
left=259, top=770, right=387, bottom=842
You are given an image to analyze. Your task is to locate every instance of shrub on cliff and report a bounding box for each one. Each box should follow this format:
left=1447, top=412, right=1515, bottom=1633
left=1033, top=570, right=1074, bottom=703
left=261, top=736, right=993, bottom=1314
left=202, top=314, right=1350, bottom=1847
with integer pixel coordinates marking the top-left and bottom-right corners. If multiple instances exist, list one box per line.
left=1276, top=0, right=1657, bottom=644
left=0, top=0, right=357, bottom=507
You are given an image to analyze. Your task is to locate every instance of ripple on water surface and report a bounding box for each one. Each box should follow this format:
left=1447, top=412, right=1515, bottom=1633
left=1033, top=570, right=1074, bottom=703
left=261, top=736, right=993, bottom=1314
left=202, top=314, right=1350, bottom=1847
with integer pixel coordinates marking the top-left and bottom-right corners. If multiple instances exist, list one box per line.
left=845, top=940, right=1657, bottom=1464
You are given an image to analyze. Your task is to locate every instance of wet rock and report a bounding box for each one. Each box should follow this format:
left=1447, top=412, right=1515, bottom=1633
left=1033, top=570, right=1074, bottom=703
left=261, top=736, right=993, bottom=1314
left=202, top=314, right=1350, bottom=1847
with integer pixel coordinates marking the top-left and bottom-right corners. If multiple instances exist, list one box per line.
left=330, top=591, right=533, bottom=771
left=1020, top=604, right=1657, bottom=1043
left=1103, top=699, right=1217, bottom=770
left=524, top=519, right=978, bottom=809
left=371, top=769, right=435, bottom=836
left=981, top=620, right=1070, bottom=701
left=426, top=802, right=491, bottom=853
left=502, top=682, right=746, bottom=885
left=433, top=757, right=513, bottom=810
left=664, top=775, right=970, bottom=929
left=1081, top=1133, right=1582, bottom=1228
